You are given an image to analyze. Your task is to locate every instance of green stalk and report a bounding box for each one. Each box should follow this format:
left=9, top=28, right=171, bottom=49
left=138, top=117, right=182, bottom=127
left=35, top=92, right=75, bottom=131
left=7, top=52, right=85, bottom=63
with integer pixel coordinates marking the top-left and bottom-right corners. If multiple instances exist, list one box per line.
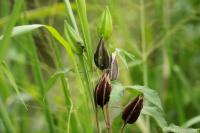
left=64, top=0, right=94, bottom=107
left=64, top=0, right=79, bottom=33
left=63, top=2, right=96, bottom=131
left=0, top=0, right=23, bottom=62
left=75, top=0, right=93, bottom=68
left=0, top=97, right=16, bottom=133
left=140, top=0, right=150, bottom=133
left=51, top=38, right=74, bottom=133
left=27, top=35, right=55, bottom=133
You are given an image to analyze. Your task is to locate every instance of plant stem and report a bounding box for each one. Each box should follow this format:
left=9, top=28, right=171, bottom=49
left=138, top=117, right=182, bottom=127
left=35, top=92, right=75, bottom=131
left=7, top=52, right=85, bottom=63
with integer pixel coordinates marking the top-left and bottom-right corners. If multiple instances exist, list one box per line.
left=95, top=107, right=101, bottom=133
left=0, top=97, right=16, bottom=133
left=75, top=0, right=93, bottom=68
left=140, top=0, right=150, bottom=133
left=0, top=0, right=23, bottom=62
left=28, top=34, right=55, bottom=133
left=104, top=104, right=112, bottom=133
left=52, top=39, right=73, bottom=131
left=120, top=123, right=126, bottom=133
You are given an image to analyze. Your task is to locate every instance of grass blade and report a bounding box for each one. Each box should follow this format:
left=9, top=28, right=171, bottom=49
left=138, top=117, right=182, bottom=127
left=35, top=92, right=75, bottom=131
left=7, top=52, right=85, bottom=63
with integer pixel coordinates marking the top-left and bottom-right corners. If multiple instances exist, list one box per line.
left=0, top=0, right=23, bottom=62
left=1, top=61, right=28, bottom=110
left=0, top=97, right=16, bottom=133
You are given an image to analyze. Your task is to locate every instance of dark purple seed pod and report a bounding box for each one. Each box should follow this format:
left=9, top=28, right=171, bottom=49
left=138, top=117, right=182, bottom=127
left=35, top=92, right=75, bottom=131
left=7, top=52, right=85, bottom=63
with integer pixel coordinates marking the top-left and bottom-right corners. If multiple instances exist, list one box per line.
left=94, top=38, right=110, bottom=70
left=109, top=52, right=118, bottom=80
left=122, top=95, right=143, bottom=124
left=94, top=72, right=112, bottom=108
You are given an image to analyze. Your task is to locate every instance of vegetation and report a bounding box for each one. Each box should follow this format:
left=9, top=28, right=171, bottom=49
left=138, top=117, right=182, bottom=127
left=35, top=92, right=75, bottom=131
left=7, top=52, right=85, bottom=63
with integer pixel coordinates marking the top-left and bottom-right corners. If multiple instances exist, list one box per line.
left=0, top=0, right=200, bottom=133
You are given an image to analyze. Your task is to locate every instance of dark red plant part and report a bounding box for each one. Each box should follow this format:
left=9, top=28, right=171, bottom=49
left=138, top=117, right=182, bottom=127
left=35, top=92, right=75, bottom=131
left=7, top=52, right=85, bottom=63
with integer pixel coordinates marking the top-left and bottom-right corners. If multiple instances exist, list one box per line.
left=109, top=52, right=118, bottom=80
left=94, top=72, right=112, bottom=108
left=94, top=38, right=110, bottom=70
left=121, top=95, right=144, bottom=132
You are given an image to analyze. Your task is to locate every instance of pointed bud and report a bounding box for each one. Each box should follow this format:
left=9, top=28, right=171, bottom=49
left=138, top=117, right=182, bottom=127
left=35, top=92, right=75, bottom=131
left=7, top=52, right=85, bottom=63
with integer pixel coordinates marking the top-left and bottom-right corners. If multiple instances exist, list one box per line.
left=64, top=21, right=84, bottom=54
left=94, top=72, right=112, bottom=108
left=94, top=38, right=110, bottom=70
left=122, top=95, right=143, bottom=124
left=109, top=52, right=118, bottom=80
left=97, top=7, right=113, bottom=40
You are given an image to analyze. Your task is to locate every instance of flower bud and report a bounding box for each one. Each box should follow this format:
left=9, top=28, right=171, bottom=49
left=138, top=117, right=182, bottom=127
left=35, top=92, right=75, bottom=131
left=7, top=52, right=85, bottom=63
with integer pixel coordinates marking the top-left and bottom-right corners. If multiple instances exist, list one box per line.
left=94, top=38, right=110, bottom=70
left=94, top=72, right=112, bottom=108
left=109, top=52, right=118, bottom=80
left=97, top=7, right=113, bottom=40
left=64, top=21, right=84, bottom=54
left=122, top=95, right=143, bottom=124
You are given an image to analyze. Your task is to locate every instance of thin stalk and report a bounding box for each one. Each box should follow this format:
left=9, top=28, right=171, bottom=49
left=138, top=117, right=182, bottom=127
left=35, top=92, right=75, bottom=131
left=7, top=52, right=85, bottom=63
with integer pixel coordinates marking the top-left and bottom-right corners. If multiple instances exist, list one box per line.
left=28, top=35, right=55, bottom=133
left=0, top=97, right=16, bottom=133
left=79, top=56, right=95, bottom=107
left=105, top=104, right=112, bottom=133
left=75, top=0, right=93, bottom=68
left=120, top=123, right=126, bottom=133
left=0, top=0, right=23, bottom=61
left=51, top=37, right=73, bottom=133
left=64, top=0, right=94, bottom=109
left=95, top=107, right=101, bottom=133
left=140, top=0, right=150, bottom=133
left=63, top=1, right=97, bottom=131
left=64, top=0, right=79, bottom=33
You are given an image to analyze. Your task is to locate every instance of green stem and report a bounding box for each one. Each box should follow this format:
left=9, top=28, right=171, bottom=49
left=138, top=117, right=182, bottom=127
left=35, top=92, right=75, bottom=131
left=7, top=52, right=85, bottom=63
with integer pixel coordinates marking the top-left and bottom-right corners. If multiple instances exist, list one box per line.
left=28, top=35, right=55, bottom=133
left=0, top=0, right=23, bottom=62
left=140, top=0, right=150, bottom=133
left=51, top=38, right=78, bottom=133
left=75, top=0, right=93, bottom=68
left=0, top=97, right=16, bottom=133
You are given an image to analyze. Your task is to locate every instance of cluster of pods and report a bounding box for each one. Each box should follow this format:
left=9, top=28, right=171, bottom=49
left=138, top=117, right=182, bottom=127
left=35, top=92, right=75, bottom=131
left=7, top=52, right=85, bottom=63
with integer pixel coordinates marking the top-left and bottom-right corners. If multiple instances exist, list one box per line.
left=94, top=38, right=144, bottom=130
left=93, top=7, right=144, bottom=132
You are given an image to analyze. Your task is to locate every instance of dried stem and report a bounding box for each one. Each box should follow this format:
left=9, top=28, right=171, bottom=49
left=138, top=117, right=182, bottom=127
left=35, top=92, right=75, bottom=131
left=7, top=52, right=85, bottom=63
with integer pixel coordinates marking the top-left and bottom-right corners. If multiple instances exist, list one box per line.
left=104, top=104, right=112, bottom=133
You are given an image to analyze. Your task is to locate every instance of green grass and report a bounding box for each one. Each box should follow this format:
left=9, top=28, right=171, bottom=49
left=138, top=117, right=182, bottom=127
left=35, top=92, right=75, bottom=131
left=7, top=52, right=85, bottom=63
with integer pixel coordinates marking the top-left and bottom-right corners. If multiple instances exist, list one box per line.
left=0, top=0, right=200, bottom=133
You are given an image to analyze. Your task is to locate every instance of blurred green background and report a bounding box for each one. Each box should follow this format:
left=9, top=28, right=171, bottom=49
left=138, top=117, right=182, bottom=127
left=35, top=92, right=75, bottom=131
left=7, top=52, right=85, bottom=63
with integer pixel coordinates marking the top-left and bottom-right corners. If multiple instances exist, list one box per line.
left=0, top=0, right=200, bottom=132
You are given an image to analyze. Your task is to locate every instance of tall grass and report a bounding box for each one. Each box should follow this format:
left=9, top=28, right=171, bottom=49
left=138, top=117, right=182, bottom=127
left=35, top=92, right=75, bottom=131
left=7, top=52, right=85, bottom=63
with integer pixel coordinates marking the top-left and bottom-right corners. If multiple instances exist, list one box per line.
left=0, top=0, right=200, bottom=133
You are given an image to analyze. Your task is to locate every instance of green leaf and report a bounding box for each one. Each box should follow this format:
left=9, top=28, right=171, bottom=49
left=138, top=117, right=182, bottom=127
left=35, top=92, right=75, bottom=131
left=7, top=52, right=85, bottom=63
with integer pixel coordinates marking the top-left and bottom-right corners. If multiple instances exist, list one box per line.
left=110, top=82, right=124, bottom=105
left=0, top=0, right=23, bottom=62
left=142, top=105, right=167, bottom=129
left=0, top=61, right=28, bottom=110
left=0, top=24, right=76, bottom=68
left=164, top=124, right=199, bottom=133
left=115, top=48, right=136, bottom=69
left=182, top=115, right=200, bottom=128
left=45, top=68, right=70, bottom=92
left=64, top=21, right=84, bottom=55
left=125, top=85, right=163, bottom=110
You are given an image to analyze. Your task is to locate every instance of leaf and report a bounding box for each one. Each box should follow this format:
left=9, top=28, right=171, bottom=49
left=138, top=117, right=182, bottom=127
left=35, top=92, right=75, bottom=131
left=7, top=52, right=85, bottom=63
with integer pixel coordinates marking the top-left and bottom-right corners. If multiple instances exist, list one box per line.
left=115, top=48, right=136, bottom=69
left=0, top=24, right=76, bottom=67
left=164, top=124, right=199, bottom=133
left=110, top=82, right=124, bottom=105
left=125, top=85, right=163, bottom=110
left=142, top=105, right=167, bottom=130
left=45, top=68, right=70, bottom=92
left=182, top=115, right=200, bottom=128
left=0, top=61, right=28, bottom=110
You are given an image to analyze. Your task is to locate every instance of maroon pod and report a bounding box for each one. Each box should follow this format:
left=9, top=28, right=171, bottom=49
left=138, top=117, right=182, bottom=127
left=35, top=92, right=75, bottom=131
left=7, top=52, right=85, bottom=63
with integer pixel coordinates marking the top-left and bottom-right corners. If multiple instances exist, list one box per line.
left=94, top=72, right=112, bottom=108
left=122, top=95, right=143, bottom=124
left=94, top=38, right=110, bottom=70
